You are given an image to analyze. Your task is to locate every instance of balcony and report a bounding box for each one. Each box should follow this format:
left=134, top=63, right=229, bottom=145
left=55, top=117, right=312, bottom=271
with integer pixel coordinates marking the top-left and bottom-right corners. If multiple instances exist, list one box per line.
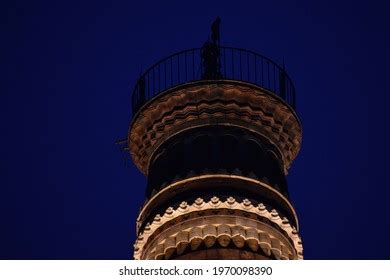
left=131, top=46, right=296, bottom=116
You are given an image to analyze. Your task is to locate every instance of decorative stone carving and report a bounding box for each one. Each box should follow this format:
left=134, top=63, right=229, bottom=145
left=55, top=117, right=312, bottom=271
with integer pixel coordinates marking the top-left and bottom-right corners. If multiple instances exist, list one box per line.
left=133, top=195, right=303, bottom=260
left=128, top=81, right=302, bottom=176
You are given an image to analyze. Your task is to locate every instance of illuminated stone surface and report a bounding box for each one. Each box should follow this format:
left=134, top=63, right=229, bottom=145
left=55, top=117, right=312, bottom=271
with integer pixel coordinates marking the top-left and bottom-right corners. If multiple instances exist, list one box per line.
left=128, top=80, right=303, bottom=260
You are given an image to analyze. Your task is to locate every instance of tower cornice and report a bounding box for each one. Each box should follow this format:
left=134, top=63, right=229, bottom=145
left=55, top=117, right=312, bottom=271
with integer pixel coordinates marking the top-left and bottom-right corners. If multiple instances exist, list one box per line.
left=128, top=80, right=302, bottom=175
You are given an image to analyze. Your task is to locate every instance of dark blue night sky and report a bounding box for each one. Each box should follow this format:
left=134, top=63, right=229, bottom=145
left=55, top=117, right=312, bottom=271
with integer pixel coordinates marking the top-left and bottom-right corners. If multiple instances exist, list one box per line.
left=2, top=0, right=390, bottom=259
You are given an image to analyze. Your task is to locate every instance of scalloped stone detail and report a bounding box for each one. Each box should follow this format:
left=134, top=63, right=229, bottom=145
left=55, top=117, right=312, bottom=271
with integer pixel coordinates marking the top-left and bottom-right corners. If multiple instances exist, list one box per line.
left=144, top=223, right=294, bottom=260
left=133, top=196, right=303, bottom=260
left=128, top=81, right=302, bottom=175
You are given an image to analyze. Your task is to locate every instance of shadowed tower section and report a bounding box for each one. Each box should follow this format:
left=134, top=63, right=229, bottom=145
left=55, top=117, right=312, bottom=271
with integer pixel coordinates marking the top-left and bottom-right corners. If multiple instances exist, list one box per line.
left=126, top=19, right=303, bottom=260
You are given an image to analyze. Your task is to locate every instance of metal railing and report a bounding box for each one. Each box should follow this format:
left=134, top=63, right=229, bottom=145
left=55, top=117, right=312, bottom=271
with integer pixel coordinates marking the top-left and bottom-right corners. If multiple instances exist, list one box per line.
left=131, top=46, right=296, bottom=115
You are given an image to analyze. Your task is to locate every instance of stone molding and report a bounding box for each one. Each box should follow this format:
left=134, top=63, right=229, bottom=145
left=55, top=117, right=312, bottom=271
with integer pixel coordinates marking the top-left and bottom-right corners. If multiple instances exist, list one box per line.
left=128, top=80, right=302, bottom=175
left=134, top=195, right=303, bottom=260
left=137, top=174, right=299, bottom=231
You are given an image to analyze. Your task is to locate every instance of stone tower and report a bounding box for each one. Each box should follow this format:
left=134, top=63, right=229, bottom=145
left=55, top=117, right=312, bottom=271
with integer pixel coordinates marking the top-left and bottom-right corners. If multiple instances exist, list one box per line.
left=127, top=22, right=303, bottom=260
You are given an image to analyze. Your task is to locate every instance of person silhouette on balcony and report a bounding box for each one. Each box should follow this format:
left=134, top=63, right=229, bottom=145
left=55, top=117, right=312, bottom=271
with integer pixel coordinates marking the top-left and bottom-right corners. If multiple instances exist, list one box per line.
left=201, top=17, right=222, bottom=79
left=201, top=41, right=222, bottom=79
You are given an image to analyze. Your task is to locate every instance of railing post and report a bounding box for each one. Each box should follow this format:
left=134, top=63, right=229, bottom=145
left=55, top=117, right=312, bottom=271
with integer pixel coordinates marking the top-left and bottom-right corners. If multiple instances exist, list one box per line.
left=138, top=75, right=146, bottom=105
left=279, top=69, right=286, bottom=100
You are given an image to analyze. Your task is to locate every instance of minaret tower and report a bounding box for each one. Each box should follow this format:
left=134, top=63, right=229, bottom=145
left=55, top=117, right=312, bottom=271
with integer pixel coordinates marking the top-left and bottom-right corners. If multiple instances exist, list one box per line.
left=127, top=20, right=303, bottom=260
